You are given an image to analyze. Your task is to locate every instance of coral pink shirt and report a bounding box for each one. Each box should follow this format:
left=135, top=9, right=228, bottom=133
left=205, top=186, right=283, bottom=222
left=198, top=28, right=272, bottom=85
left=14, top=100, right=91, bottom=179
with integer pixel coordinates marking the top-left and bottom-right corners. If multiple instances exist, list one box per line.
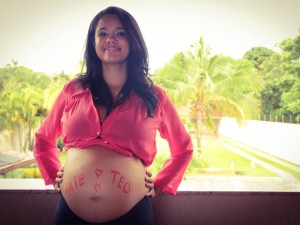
left=34, top=80, right=193, bottom=195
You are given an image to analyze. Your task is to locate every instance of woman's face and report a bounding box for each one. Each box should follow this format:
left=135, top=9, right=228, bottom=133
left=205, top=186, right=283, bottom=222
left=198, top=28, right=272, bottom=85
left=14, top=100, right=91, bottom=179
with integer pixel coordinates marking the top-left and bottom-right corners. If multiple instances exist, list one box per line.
left=94, top=14, right=130, bottom=66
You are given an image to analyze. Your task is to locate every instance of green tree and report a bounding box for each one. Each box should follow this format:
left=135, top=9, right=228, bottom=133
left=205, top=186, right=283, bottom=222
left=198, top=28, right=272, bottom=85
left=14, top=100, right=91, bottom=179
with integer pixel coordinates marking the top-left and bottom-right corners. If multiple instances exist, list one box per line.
left=0, top=62, right=50, bottom=152
left=154, top=38, right=262, bottom=152
left=243, top=46, right=275, bottom=70
left=243, top=47, right=280, bottom=116
left=43, top=71, right=71, bottom=111
left=252, top=30, right=300, bottom=122
left=278, top=30, right=300, bottom=121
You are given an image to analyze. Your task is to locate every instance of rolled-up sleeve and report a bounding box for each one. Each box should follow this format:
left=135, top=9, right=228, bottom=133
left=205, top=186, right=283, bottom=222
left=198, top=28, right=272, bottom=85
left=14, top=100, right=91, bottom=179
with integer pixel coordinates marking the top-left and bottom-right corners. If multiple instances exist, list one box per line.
left=154, top=87, right=193, bottom=195
left=34, top=84, right=69, bottom=185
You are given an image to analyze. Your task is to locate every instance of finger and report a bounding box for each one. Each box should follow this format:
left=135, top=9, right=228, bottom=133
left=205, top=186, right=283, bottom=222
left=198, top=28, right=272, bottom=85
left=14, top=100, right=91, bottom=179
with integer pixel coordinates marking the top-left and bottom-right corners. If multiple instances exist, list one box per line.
left=146, top=170, right=152, bottom=177
left=57, top=173, right=64, bottom=181
left=57, top=170, right=64, bottom=176
left=145, top=177, right=153, bottom=183
left=146, top=188, right=156, bottom=198
left=55, top=177, right=62, bottom=184
left=145, top=182, right=154, bottom=189
left=145, top=178, right=153, bottom=189
left=54, top=183, right=58, bottom=190
left=53, top=183, right=61, bottom=193
left=56, top=168, right=64, bottom=177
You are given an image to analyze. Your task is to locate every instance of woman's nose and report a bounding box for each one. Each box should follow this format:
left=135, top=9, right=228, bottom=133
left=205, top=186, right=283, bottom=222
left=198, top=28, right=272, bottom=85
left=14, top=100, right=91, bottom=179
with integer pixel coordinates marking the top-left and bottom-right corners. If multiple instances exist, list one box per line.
left=106, top=34, right=116, bottom=43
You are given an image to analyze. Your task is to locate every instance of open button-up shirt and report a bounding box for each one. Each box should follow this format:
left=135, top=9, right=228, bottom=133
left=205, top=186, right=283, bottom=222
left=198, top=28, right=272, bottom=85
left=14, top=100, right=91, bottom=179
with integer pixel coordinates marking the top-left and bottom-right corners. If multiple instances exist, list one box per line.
left=34, top=80, right=193, bottom=195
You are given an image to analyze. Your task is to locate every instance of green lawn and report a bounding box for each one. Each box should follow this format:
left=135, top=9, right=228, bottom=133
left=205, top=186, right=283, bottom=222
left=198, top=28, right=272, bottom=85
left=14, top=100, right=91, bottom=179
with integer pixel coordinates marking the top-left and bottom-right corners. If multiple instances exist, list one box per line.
left=150, top=135, right=278, bottom=177
left=198, top=137, right=277, bottom=177
left=220, top=138, right=300, bottom=180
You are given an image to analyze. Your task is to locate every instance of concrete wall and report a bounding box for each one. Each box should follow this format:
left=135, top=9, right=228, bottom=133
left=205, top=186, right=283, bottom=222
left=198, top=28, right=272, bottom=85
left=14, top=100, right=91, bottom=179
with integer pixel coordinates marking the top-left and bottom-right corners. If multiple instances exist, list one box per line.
left=217, top=117, right=300, bottom=165
left=1, top=190, right=300, bottom=225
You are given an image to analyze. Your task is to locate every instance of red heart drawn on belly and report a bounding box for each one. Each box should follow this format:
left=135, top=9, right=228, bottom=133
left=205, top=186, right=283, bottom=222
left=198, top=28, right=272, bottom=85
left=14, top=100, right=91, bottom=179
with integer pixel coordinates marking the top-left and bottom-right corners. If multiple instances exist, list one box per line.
left=95, top=169, right=103, bottom=178
left=94, top=183, right=101, bottom=192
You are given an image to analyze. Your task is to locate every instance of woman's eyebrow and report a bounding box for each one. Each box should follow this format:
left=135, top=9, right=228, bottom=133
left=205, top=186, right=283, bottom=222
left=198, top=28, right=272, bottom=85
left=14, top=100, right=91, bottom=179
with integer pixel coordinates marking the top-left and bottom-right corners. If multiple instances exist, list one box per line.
left=96, top=26, right=125, bottom=31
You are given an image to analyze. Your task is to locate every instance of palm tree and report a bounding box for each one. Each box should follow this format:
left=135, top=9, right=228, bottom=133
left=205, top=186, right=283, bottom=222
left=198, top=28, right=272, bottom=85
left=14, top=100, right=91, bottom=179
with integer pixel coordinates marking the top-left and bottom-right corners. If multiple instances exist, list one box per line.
left=0, top=84, right=21, bottom=151
left=0, top=63, right=50, bottom=152
left=154, top=37, right=262, bottom=152
left=42, top=71, right=71, bottom=111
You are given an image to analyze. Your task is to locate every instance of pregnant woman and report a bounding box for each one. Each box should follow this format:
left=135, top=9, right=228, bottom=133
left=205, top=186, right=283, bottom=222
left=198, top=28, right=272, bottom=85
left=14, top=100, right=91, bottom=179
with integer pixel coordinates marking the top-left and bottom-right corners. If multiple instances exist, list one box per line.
left=34, top=6, right=193, bottom=225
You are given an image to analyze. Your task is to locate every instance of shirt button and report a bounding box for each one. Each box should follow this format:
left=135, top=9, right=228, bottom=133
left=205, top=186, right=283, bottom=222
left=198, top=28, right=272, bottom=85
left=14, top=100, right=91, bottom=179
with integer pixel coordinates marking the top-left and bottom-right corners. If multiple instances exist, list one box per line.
left=96, top=132, right=100, bottom=136
left=103, top=141, right=108, bottom=144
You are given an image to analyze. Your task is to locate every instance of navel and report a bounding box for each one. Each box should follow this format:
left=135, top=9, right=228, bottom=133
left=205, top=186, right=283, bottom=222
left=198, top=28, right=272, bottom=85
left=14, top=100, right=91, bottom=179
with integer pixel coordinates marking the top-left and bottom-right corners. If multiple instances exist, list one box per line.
left=90, top=196, right=103, bottom=202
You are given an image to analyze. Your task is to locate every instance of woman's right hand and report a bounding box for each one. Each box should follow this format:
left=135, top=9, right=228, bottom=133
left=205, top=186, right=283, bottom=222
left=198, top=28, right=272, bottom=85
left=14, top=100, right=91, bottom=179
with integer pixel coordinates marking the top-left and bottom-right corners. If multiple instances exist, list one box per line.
left=145, top=170, right=162, bottom=197
left=53, top=167, right=64, bottom=192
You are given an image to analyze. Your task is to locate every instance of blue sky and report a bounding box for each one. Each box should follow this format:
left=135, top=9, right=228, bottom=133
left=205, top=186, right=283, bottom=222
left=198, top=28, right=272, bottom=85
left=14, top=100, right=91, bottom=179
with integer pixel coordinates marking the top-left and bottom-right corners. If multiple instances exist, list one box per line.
left=0, top=0, right=299, bottom=74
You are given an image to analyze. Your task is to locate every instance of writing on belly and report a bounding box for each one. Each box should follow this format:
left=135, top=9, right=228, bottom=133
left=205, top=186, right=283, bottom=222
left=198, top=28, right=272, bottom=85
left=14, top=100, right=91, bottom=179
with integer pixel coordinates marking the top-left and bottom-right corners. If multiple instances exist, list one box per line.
left=65, top=166, right=131, bottom=196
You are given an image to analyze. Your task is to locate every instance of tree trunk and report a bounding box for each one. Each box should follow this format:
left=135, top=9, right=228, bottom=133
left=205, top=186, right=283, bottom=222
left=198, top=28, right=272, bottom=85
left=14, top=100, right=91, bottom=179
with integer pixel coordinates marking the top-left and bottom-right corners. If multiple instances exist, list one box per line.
left=16, top=125, right=22, bottom=152
left=10, top=133, right=15, bottom=151
left=196, top=122, right=202, bottom=153
left=195, top=102, right=202, bottom=153
left=23, top=125, right=29, bottom=153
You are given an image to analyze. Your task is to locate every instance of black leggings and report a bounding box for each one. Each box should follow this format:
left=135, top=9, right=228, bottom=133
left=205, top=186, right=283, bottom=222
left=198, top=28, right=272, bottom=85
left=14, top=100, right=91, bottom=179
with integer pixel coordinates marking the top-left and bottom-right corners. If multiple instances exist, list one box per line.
left=54, top=194, right=153, bottom=225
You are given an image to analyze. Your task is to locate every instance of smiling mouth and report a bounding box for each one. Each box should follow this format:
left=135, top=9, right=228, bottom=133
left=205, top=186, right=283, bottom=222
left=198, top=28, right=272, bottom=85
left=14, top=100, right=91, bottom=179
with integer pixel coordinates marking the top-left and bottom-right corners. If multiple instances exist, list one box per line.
left=104, top=46, right=120, bottom=52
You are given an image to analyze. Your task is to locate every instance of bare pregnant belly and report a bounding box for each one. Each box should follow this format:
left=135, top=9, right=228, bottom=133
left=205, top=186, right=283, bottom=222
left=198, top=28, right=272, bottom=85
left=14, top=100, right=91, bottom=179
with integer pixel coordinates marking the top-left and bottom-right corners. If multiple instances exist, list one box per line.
left=60, top=146, right=148, bottom=223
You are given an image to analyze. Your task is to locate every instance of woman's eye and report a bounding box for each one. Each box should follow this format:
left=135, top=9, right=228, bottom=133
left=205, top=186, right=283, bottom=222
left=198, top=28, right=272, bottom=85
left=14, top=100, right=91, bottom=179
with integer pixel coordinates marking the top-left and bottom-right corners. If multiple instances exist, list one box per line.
left=115, top=31, right=126, bottom=37
left=97, top=30, right=126, bottom=38
left=98, top=31, right=108, bottom=36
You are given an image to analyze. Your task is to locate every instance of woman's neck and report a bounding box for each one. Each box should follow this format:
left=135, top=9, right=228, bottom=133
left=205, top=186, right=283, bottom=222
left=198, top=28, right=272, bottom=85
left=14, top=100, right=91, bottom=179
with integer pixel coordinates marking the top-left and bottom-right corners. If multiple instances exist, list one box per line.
left=102, top=64, right=127, bottom=101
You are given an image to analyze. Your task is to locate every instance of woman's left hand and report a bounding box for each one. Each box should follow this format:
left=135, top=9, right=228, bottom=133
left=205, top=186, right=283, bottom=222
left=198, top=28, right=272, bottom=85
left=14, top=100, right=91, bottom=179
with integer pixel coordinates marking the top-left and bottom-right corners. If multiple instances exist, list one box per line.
left=145, top=170, right=156, bottom=197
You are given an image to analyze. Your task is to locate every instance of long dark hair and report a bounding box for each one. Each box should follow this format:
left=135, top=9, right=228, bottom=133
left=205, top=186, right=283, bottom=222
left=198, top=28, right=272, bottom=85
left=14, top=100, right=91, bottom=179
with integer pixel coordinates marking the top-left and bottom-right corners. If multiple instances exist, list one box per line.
left=76, top=6, right=158, bottom=117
